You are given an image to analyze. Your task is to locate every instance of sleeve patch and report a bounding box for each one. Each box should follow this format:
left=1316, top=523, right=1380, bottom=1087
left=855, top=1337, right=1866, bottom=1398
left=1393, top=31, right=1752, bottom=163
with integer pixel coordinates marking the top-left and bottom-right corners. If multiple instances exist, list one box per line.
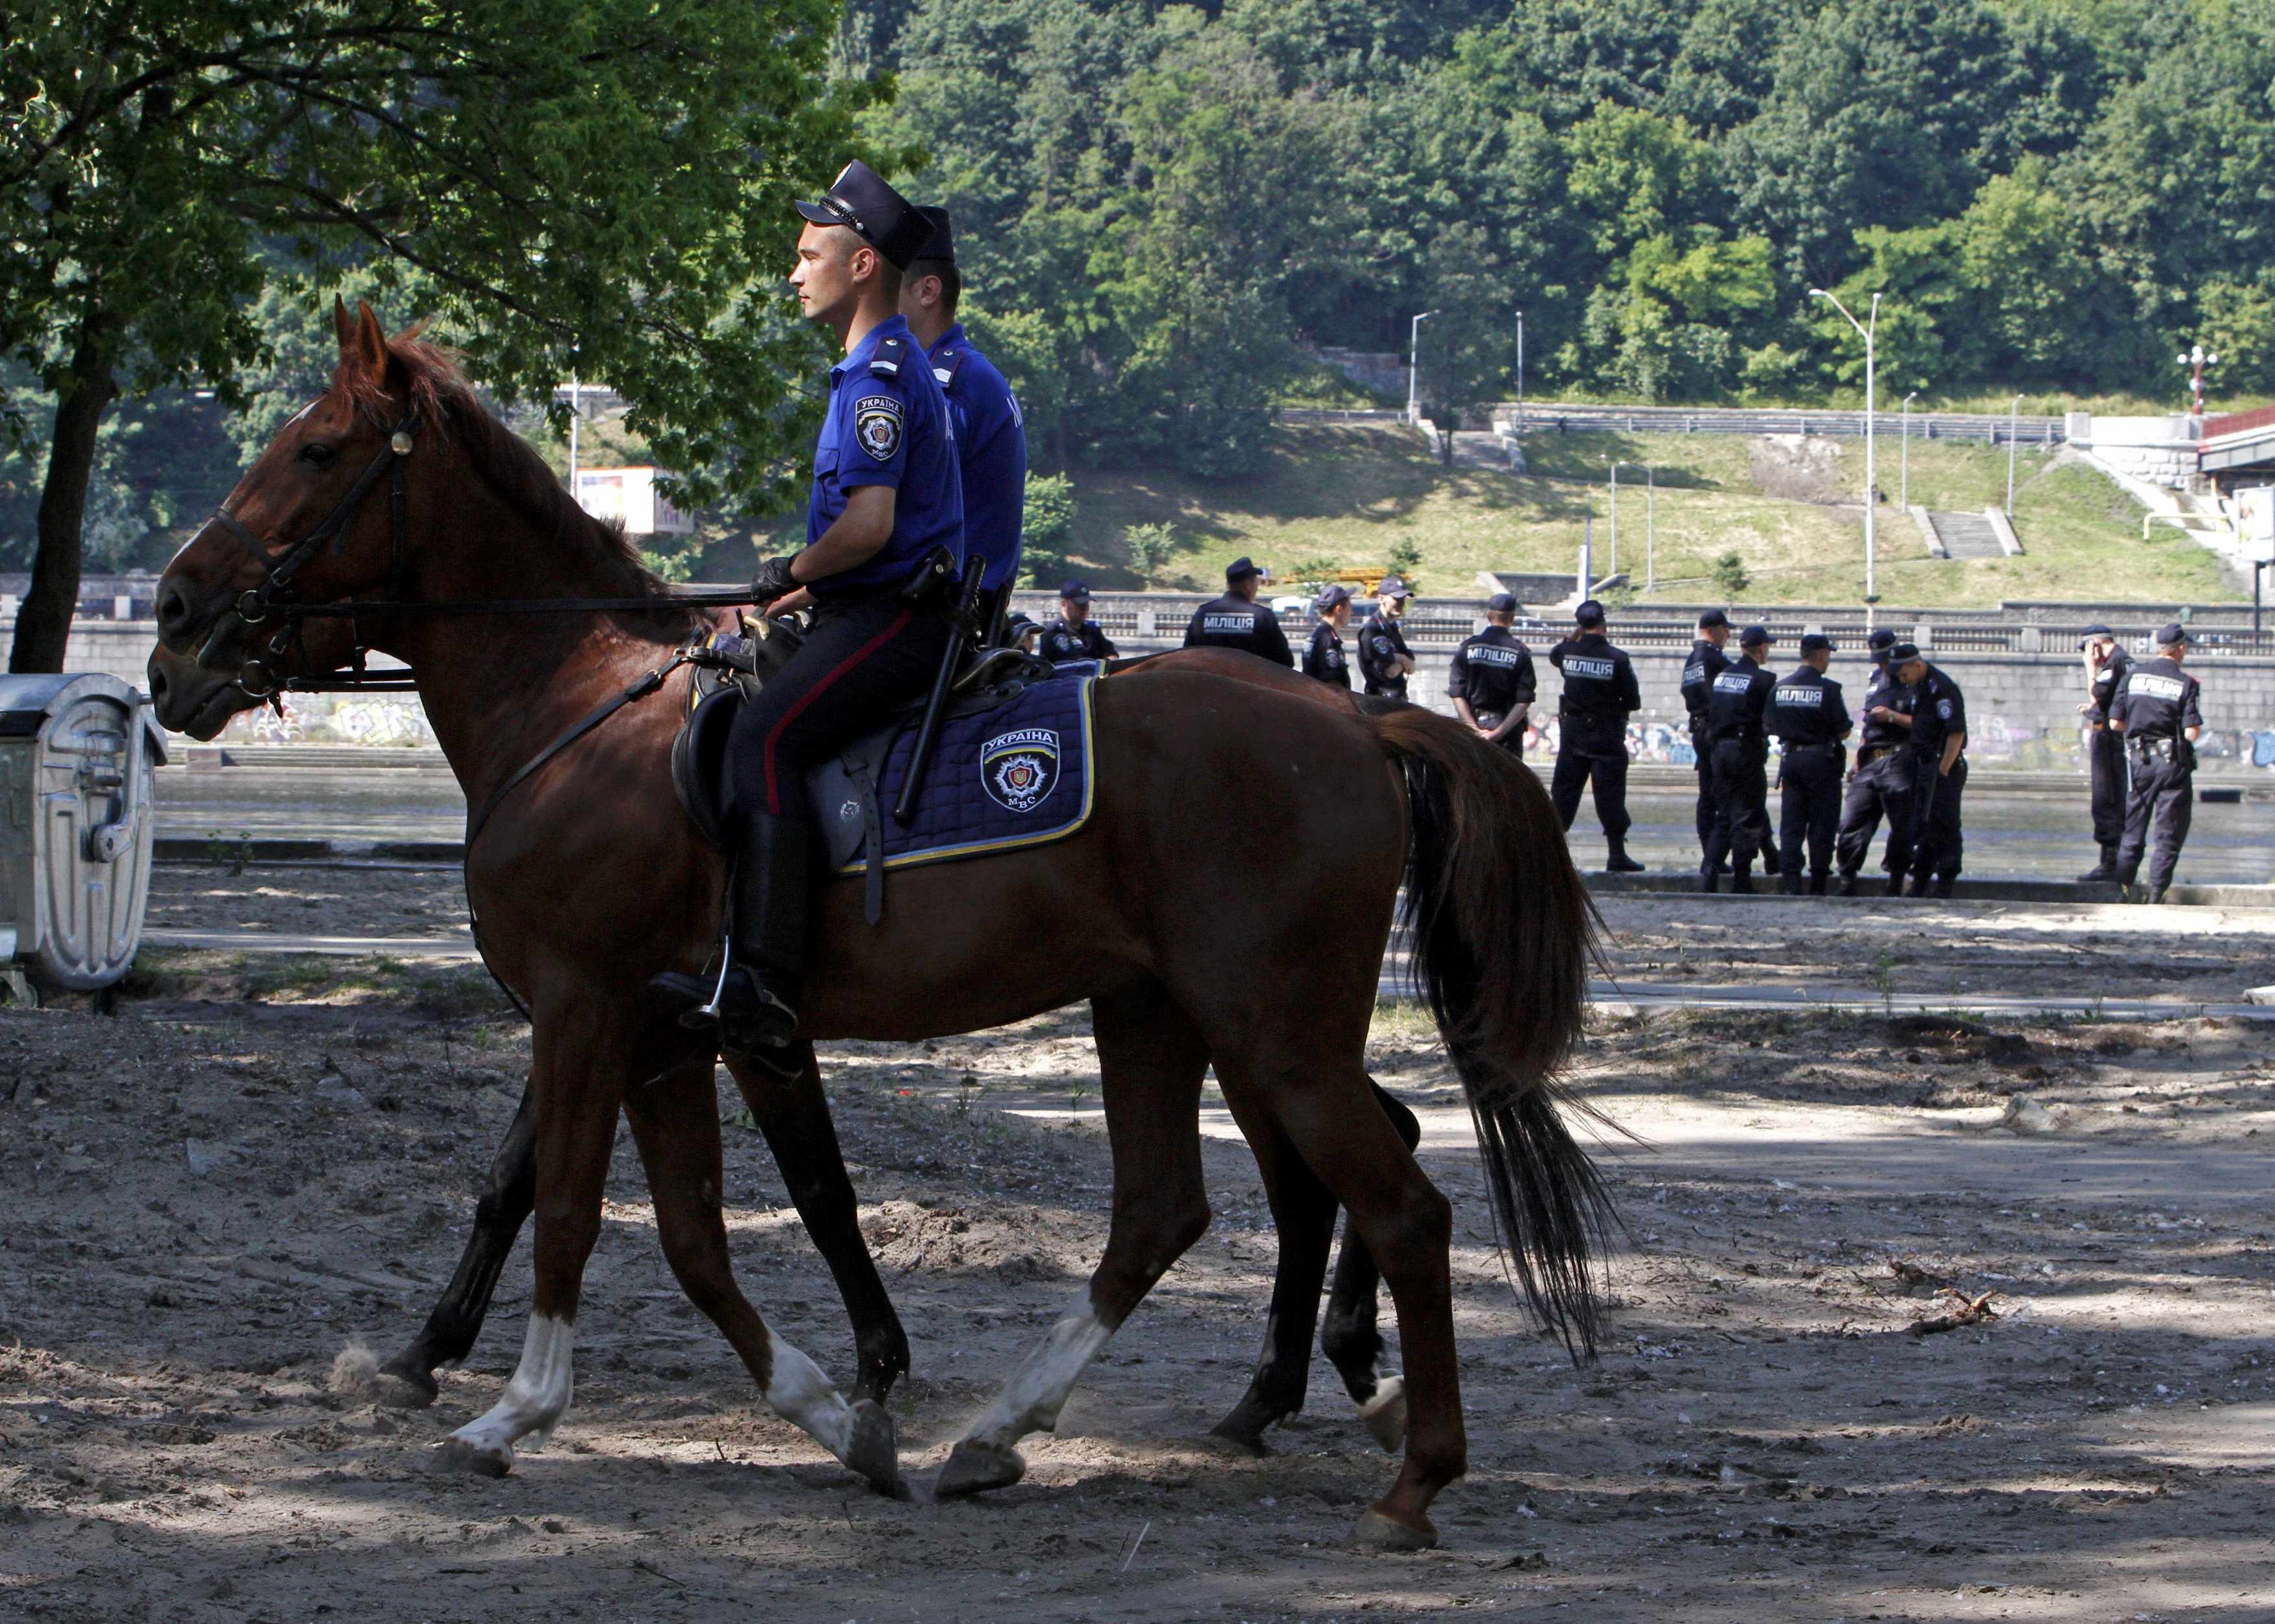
left=853, top=395, right=904, bottom=463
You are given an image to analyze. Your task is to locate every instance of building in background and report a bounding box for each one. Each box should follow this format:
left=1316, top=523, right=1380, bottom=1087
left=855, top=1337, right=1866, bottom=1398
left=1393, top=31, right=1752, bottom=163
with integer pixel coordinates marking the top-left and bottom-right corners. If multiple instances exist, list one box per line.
left=573, top=467, right=692, bottom=536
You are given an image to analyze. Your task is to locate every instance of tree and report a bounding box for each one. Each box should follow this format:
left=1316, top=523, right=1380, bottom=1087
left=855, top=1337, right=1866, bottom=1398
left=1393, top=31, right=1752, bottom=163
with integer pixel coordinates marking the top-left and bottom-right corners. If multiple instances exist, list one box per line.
left=1, top=0, right=871, bottom=670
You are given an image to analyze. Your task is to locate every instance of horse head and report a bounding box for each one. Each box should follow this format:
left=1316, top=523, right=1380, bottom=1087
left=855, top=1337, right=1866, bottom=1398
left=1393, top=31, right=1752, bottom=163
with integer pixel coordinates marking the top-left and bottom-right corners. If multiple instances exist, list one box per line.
left=150, top=299, right=449, bottom=739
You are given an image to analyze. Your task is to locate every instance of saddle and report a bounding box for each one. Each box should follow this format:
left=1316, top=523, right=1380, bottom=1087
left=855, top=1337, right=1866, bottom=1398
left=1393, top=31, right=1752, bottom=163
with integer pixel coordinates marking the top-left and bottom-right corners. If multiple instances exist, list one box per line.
left=670, top=616, right=1065, bottom=923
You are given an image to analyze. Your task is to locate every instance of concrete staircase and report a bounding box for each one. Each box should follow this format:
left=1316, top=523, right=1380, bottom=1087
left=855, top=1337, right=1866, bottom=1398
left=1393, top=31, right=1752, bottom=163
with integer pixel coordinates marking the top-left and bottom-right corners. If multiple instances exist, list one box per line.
left=1929, top=509, right=2005, bottom=558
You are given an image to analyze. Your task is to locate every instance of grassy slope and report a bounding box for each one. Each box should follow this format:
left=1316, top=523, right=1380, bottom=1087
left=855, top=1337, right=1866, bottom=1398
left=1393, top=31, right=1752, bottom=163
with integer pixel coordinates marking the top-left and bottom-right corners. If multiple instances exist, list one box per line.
left=1058, top=424, right=2241, bottom=607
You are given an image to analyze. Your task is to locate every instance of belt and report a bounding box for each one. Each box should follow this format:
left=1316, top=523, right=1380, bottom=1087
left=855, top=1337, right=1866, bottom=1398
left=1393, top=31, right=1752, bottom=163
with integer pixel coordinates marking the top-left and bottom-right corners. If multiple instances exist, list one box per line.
left=2129, top=736, right=2181, bottom=758
left=1783, top=741, right=1840, bottom=756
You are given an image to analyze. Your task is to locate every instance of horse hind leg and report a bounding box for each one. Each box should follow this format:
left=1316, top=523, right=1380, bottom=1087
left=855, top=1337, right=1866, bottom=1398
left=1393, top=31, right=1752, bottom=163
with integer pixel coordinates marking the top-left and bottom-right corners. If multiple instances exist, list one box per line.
left=1319, top=1077, right=1422, bottom=1452
left=626, top=1050, right=901, bottom=1497
left=935, top=979, right=1210, bottom=1499
left=1208, top=1111, right=1336, bottom=1456
left=377, top=1079, right=538, bottom=1408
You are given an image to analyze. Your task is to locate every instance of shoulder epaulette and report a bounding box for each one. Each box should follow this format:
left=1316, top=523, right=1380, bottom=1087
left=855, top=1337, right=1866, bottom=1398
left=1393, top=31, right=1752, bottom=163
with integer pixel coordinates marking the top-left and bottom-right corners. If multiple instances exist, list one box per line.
left=931, top=344, right=968, bottom=391
left=870, top=335, right=908, bottom=378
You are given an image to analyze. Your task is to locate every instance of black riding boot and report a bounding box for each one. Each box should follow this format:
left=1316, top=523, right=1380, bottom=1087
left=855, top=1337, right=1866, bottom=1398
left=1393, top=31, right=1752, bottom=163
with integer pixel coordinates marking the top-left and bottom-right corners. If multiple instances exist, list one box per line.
left=652, top=814, right=810, bottom=1055
left=1779, top=871, right=1804, bottom=896
left=1808, top=872, right=1830, bottom=897
left=2075, top=844, right=2118, bottom=883
left=1835, top=871, right=1858, bottom=897
left=1604, top=835, right=1646, bottom=874
left=1697, top=863, right=1720, bottom=894
left=1904, top=873, right=1932, bottom=898
left=1730, top=862, right=1756, bottom=896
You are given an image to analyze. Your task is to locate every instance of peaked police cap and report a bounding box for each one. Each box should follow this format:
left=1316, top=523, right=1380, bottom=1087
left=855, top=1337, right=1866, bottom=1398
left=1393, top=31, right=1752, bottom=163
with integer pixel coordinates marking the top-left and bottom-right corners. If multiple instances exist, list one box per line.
left=796, top=161, right=931, bottom=270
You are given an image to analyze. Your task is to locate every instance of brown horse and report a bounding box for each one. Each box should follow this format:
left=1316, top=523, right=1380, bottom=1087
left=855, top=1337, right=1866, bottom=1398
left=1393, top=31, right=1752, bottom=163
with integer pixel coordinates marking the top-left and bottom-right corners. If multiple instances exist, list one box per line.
left=147, top=305, right=1606, bottom=1549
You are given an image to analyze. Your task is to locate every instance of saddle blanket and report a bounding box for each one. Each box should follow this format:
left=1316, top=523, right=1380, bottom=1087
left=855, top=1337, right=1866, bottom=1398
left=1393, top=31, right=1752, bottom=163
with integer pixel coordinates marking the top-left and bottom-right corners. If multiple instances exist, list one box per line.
left=814, top=672, right=1098, bottom=876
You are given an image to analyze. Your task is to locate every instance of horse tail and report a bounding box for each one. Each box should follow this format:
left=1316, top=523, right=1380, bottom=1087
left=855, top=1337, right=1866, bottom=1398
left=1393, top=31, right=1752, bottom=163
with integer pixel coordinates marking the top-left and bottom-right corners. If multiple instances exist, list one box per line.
left=1370, top=704, right=1613, bottom=1358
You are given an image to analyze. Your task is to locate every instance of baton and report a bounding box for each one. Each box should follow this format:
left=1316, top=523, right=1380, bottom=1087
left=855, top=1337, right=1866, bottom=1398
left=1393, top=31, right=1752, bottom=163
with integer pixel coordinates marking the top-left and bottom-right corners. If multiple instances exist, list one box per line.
left=894, top=554, right=987, bottom=825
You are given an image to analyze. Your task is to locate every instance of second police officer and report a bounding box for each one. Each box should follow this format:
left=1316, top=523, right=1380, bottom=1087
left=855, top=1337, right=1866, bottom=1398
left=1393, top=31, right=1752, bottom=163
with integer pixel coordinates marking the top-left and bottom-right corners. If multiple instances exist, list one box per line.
left=2075, top=622, right=2131, bottom=882
left=1698, top=625, right=1776, bottom=892
left=901, top=207, right=1026, bottom=639
left=1766, top=633, right=1852, bottom=895
left=1680, top=608, right=1733, bottom=868
left=1357, top=576, right=1416, bottom=699
left=1183, top=556, right=1295, bottom=665
left=1834, top=627, right=1908, bottom=894
left=1548, top=599, right=1646, bottom=872
left=1887, top=642, right=1969, bottom=897
left=2109, top=622, right=2204, bottom=903
left=1036, top=578, right=1118, bottom=664
left=1305, top=584, right=1354, bottom=688
left=1446, top=592, right=1537, bottom=754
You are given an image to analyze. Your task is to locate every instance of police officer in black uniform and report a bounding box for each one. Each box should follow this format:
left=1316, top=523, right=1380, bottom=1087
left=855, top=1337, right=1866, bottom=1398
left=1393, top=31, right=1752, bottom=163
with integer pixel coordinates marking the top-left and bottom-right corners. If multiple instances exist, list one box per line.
left=1304, top=585, right=1353, bottom=688
left=1357, top=576, right=1416, bottom=699
left=1834, top=626, right=1907, bottom=895
left=1888, top=643, right=1968, bottom=897
left=1698, top=625, right=1777, bottom=892
left=1767, top=633, right=1852, bottom=895
left=1037, top=578, right=1117, bottom=663
left=1183, top=556, right=1294, bottom=665
left=658, top=160, right=961, bottom=1053
left=2076, top=623, right=2131, bottom=881
left=1680, top=608, right=1733, bottom=864
left=2110, top=622, right=2204, bottom=904
left=1448, top=591, right=1537, bottom=755
left=1548, top=600, right=1645, bottom=872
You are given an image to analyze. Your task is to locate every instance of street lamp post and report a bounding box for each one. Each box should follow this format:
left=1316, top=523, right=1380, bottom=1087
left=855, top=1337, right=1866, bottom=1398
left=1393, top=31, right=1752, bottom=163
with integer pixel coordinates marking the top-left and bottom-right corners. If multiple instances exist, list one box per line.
left=1900, top=392, right=1916, bottom=511
left=1610, top=461, right=1655, bottom=589
left=1406, top=310, right=1439, bottom=426
left=2006, top=394, right=2022, bottom=517
left=1608, top=465, right=1618, bottom=577
left=1809, top=288, right=1880, bottom=620
left=2178, top=342, right=2219, bottom=419
left=1514, top=310, right=1525, bottom=435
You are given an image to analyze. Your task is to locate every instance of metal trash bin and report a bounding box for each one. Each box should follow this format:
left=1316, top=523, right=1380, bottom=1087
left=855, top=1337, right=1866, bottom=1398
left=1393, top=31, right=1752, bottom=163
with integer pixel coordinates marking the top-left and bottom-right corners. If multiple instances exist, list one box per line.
left=0, top=673, right=166, bottom=998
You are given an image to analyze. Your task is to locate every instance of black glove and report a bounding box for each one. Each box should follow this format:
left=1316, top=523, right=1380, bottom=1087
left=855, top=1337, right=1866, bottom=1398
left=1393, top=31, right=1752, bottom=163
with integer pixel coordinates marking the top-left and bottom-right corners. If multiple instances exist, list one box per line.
left=749, top=554, right=800, bottom=607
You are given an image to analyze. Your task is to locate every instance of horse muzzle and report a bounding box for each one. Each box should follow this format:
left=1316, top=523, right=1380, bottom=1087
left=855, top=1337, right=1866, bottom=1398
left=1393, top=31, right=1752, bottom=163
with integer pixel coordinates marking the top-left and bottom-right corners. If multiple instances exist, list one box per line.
left=147, top=641, right=261, bottom=740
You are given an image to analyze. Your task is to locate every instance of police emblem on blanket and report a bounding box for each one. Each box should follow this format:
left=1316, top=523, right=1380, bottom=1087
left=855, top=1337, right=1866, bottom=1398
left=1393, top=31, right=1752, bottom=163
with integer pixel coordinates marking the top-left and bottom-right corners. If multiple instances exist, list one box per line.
left=982, top=728, right=1060, bottom=813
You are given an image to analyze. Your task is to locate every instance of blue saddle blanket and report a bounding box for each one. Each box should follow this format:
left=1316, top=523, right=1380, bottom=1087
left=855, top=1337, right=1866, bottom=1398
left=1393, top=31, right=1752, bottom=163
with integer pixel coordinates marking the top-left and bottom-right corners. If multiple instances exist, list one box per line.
left=818, top=673, right=1098, bottom=876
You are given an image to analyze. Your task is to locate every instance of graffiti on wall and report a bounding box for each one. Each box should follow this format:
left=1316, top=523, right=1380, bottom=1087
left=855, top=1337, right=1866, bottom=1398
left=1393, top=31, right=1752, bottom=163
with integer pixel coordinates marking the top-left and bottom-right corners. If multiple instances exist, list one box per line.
left=218, top=694, right=436, bottom=747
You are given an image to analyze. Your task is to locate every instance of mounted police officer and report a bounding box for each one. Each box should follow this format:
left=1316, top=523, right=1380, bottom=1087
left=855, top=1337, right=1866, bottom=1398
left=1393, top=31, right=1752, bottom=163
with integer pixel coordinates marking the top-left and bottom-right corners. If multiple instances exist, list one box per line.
left=1037, top=578, right=1117, bottom=664
left=1888, top=643, right=1968, bottom=897
left=1448, top=592, right=1536, bottom=755
left=1767, top=633, right=1851, bottom=895
left=2110, top=622, right=2204, bottom=904
left=1304, top=584, right=1353, bottom=688
left=658, top=161, right=963, bottom=1055
left=901, top=206, right=1026, bottom=641
left=1698, top=625, right=1776, bottom=892
left=1548, top=599, right=1645, bottom=872
left=1357, top=576, right=1416, bottom=699
left=1184, top=556, right=1294, bottom=665
left=1680, top=608, right=1732, bottom=864
left=2076, top=622, right=2131, bottom=881
left=1834, top=626, right=1906, bottom=895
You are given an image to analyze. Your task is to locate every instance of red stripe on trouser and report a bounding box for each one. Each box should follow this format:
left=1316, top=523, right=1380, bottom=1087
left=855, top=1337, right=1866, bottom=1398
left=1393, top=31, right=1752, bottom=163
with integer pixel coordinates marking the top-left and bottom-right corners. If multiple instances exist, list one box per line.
left=762, top=608, right=915, bottom=814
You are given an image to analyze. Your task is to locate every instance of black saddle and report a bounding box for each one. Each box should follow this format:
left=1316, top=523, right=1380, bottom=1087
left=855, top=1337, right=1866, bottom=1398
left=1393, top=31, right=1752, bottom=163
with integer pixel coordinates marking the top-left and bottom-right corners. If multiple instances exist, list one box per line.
left=670, top=616, right=1056, bottom=922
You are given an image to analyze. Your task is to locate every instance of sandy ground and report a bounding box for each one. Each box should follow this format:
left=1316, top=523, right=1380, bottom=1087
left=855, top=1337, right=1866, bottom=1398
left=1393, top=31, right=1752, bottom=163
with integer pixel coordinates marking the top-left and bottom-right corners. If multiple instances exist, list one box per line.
left=4, top=872, right=2274, bottom=1622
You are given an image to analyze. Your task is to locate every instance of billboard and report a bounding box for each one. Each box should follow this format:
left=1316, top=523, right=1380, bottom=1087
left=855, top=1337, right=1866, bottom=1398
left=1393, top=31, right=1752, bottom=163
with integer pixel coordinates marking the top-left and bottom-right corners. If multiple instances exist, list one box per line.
left=574, top=467, right=694, bottom=535
left=2235, top=485, right=2275, bottom=563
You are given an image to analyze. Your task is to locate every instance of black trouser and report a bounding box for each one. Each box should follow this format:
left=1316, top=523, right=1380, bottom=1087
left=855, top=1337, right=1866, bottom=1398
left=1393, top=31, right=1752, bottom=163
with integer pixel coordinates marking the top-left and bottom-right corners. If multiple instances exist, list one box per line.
left=1689, top=718, right=1715, bottom=855
left=2115, top=747, right=2192, bottom=892
left=1777, top=746, right=1843, bottom=882
left=1477, top=711, right=1525, bottom=758
left=1550, top=747, right=1630, bottom=836
left=1699, top=739, right=1768, bottom=875
left=2086, top=725, right=2127, bottom=847
left=727, top=595, right=954, bottom=829
left=1836, top=748, right=1910, bottom=877
left=1895, top=754, right=1967, bottom=884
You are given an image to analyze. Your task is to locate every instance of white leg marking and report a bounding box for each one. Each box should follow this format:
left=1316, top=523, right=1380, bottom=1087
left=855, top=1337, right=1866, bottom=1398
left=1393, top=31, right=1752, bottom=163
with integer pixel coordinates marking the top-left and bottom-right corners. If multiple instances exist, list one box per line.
left=764, top=1328, right=854, bottom=1461
left=449, top=1313, right=575, bottom=1460
left=963, top=1296, right=1115, bottom=1449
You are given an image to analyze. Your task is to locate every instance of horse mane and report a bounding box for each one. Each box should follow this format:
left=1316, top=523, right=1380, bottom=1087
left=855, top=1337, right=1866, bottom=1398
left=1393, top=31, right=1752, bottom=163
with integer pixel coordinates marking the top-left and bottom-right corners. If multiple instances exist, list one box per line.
left=332, top=331, right=669, bottom=600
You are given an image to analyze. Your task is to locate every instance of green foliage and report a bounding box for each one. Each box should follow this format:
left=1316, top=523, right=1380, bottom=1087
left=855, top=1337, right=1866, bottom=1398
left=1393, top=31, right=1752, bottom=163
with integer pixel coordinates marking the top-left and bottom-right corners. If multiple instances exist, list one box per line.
left=1019, top=470, right=1077, bottom=585
left=1386, top=536, right=1425, bottom=584
left=1711, top=550, right=1751, bottom=595
left=1122, top=522, right=1180, bottom=578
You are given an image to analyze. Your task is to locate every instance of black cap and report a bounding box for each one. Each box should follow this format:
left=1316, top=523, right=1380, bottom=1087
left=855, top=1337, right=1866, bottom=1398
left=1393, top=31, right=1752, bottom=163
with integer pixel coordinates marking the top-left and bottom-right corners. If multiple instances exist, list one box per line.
left=1226, top=556, right=1262, bottom=583
left=1058, top=578, right=1090, bottom=603
left=1799, top=632, right=1832, bottom=654
left=1889, top=641, right=1921, bottom=664
left=1005, top=610, right=1038, bottom=640
left=1377, top=574, right=1410, bottom=600
left=913, top=205, right=954, bottom=264
left=1486, top=592, right=1518, bottom=613
left=1867, top=628, right=1896, bottom=652
left=1574, top=599, right=1606, bottom=627
left=1740, top=624, right=1773, bottom=647
left=796, top=161, right=931, bottom=270
left=1316, top=584, right=1351, bottom=612
left=2081, top=621, right=2112, bottom=636
left=1698, top=608, right=1730, bottom=630
left=2157, top=621, right=2190, bottom=645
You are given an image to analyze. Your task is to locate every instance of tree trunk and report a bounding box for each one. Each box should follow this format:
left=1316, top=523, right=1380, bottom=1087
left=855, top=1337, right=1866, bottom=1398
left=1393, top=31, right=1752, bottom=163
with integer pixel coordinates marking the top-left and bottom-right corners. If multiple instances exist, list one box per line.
left=10, top=331, right=116, bottom=674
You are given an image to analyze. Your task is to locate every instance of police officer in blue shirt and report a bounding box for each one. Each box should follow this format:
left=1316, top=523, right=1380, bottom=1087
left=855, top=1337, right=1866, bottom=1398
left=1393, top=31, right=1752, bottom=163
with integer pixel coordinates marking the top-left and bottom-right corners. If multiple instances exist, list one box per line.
left=2110, top=623, right=2204, bottom=903
left=1183, top=557, right=1294, bottom=665
left=1447, top=593, right=1537, bottom=755
left=1886, top=643, right=1969, bottom=897
left=900, top=206, right=1026, bottom=641
left=662, top=160, right=963, bottom=1056
left=1304, top=585, right=1353, bottom=688
left=1767, top=633, right=1852, bottom=894
left=1698, top=625, right=1777, bottom=892
left=1834, top=627, right=1907, bottom=894
left=1357, top=577, right=1416, bottom=699
left=1037, top=578, right=1117, bottom=663
left=1548, top=600, right=1646, bottom=872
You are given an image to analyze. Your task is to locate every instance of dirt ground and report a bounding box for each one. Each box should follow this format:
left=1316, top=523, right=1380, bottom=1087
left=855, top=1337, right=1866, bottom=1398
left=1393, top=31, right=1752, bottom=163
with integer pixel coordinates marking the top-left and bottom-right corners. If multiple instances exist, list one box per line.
left=5, top=868, right=2274, bottom=1622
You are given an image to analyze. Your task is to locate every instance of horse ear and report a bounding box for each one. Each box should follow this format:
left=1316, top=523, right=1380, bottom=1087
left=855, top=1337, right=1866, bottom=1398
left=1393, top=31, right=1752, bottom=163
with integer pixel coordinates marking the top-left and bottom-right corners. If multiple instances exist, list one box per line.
left=333, top=295, right=357, bottom=356
left=353, top=300, right=391, bottom=377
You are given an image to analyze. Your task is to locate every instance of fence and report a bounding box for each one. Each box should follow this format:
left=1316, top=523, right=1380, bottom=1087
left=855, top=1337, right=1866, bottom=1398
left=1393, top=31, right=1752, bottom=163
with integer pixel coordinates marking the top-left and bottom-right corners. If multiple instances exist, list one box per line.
left=1492, top=403, right=2066, bottom=445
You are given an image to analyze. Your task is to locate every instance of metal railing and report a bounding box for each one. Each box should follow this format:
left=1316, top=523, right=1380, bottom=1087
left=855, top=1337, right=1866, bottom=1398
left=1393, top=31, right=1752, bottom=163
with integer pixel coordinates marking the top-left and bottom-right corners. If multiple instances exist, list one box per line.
left=1492, top=402, right=2065, bottom=445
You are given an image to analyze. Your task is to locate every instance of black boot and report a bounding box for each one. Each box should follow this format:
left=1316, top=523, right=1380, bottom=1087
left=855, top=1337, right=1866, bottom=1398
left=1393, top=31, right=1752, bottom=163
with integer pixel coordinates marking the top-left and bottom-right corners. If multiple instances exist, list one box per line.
left=1904, top=873, right=1932, bottom=898
left=1604, top=836, right=1646, bottom=874
left=1730, top=864, right=1756, bottom=896
left=1835, top=872, right=1858, bottom=897
left=1698, top=864, right=1720, bottom=894
left=1932, top=876, right=1955, bottom=899
left=1779, top=871, right=1804, bottom=896
left=1808, top=873, right=1829, bottom=897
left=2147, top=885, right=2169, bottom=905
left=2075, top=844, right=2118, bottom=883
left=653, top=814, right=810, bottom=1053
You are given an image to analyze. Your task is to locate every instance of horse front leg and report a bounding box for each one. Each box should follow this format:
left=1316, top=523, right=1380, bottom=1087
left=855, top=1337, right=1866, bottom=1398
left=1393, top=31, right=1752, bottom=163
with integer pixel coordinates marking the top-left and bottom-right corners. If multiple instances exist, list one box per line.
left=376, top=1079, right=537, bottom=1408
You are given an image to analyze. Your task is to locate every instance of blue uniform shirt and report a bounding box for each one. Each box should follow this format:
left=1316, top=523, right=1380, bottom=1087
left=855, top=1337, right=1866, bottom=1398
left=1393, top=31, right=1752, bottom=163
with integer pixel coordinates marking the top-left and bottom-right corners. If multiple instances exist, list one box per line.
left=926, top=322, right=1025, bottom=592
left=806, top=314, right=963, bottom=600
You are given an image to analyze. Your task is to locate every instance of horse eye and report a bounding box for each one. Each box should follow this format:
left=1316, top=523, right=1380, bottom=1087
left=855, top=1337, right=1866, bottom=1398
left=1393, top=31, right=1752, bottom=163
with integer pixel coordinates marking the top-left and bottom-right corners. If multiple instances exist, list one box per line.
left=297, top=442, right=337, bottom=467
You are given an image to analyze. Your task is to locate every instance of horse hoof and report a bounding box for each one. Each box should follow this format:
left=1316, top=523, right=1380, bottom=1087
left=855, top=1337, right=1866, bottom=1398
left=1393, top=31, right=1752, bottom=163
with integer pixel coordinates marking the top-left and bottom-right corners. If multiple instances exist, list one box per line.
left=370, top=1360, right=440, bottom=1410
left=434, top=1435, right=512, bottom=1479
left=1203, top=1419, right=1272, bottom=1458
left=934, top=1439, right=1026, bottom=1499
left=844, top=1399, right=905, bottom=1499
left=1358, top=1374, right=1407, bottom=1452
left=1349, top=1506, right=1437, bottom=1553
